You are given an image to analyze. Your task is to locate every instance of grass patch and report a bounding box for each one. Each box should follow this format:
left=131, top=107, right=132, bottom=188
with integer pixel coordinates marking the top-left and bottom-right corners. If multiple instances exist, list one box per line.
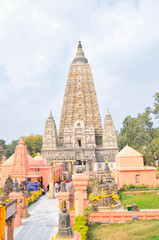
left=119, top=192, right=159, bottom=209
left=88, top=220, right=159, bottom=240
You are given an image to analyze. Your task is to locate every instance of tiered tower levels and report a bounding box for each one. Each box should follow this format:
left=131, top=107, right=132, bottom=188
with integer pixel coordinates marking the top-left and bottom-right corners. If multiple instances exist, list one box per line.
left=42, top=41, right=118, bottom=171
left=59, top=41, right=102, bottom=147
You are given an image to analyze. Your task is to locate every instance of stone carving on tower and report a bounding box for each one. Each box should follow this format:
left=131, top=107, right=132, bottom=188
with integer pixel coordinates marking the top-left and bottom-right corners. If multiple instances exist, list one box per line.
left=42, top=111, right=58, bottom=154
left=42, top=42, right=118, bottom=171
left=58, top=41, right=102, bottom=147
left=103, top=109, right=118, bottom=148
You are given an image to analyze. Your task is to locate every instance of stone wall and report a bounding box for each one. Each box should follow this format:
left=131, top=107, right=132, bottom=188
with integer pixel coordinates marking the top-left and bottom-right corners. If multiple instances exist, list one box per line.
left=69, top=210, right=159, bottom=223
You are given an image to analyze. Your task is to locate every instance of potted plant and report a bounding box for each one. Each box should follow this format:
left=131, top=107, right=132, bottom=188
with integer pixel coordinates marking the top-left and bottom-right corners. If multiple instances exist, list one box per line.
left=126, top=204, right=132, bottom=211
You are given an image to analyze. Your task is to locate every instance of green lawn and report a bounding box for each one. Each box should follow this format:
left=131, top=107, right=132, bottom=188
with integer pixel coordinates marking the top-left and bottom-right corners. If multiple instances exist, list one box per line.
left=88, top=220, right=159, bottom=240
left=120, top=192, right=159, bottom=209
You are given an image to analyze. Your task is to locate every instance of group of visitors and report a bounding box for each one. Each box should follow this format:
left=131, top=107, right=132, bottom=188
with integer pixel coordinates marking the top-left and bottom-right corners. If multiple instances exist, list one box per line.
left=42, top=175, right=71, bottom=194
left=55, top=180, right=61, bottom=193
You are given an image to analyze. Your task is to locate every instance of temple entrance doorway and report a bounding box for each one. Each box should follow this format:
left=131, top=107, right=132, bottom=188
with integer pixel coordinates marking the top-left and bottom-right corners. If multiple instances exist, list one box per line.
left=76, top=160, right=86, bottom=173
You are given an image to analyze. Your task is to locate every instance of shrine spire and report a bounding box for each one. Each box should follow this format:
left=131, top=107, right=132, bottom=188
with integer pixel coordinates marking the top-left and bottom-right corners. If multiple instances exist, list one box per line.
left=72, top=41, right=88, bottom=64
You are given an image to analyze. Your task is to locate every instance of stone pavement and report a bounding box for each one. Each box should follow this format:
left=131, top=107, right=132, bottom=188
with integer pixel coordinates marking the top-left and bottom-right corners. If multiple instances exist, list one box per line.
left=13, top=192, right=59, bottom=240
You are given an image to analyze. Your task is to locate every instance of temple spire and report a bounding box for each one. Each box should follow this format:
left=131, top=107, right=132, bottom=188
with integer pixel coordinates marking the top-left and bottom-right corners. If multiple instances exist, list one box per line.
left=49, top=110, right=53, bottom=119
left=42, top=112, right=58, bottom=153
left=19, top=136, right=24, bottom=145
left=11, top=136, right=30, bottom=183
left=103, top=109, right=118, bottom=148
left=78, top=40, right=82, bottom=48
left=106, top=109, right=110, bottom=115
left=72, top=41, right=88, bottom=64
left=59, top=41, right=102, bottom=146
left=75, top=41, right=85, bottom=57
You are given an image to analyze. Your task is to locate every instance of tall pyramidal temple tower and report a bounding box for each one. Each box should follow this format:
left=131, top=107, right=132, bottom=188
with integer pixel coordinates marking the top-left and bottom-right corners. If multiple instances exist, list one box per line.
left=42, top=111, right=58, bottom=151
left=103, top=109, right=118, bottom=148
left=42, top=41, right=118, bottom=171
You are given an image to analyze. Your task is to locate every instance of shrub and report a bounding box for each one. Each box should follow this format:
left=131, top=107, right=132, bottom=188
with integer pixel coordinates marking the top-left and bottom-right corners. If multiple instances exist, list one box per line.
left=121, top=183, right=127, bottom=191
left=120, top=183, right=150, bottom=191
left=86, top=184, right=92, bottom=198
left=73, top=216, right=88, bottom=240
left=84, top=206, right=93, bottom=222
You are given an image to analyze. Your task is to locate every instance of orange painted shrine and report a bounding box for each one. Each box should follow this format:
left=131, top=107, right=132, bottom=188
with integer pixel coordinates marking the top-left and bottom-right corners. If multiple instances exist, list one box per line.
left=114, top=145, right=159, bottom=188
left=1, top=137, right=63, bottom=188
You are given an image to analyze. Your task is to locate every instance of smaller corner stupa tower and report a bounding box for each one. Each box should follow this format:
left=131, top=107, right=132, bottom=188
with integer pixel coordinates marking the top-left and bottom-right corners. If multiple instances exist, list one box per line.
left=42, top=111, right=58, bottom=156
left=11, top=137, right=30, bottom=183
left=103, top=109, right=118, bottom=148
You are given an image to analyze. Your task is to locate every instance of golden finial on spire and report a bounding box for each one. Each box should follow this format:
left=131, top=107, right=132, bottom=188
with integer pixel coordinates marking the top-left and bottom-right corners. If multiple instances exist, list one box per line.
left=61, top=199, right=67, bottom=213
left=78, top=41, right=82, bottom=49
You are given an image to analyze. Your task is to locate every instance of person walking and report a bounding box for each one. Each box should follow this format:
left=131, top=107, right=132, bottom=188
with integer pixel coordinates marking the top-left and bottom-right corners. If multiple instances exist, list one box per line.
left=55, top=182, right=58, bottom=193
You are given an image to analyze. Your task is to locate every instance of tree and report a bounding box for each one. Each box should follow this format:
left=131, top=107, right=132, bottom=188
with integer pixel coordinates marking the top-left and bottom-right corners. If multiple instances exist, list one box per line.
left=3, top=140, right=19, bottom=159
left=4, top=149, right=11, bottom=159
left=152, top=92, right=159, bottom=118
left=117, top=106, right=159, bottom=163
left=0, top=139, right=6, bottom=162
left=118, top=107, right=153, bottom=150
left=23, top=135, right=42, bottom=156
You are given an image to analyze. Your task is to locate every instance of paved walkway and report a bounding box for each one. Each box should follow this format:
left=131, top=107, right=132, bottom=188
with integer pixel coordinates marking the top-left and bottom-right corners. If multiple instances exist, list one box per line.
left=13, top=192, right=59, bottom=240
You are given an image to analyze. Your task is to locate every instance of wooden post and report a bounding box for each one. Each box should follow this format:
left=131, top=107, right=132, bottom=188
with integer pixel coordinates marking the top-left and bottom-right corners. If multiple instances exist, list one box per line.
left=49, top=162, right=55, bottom=199
left=7, top=217, right=14, bottom=240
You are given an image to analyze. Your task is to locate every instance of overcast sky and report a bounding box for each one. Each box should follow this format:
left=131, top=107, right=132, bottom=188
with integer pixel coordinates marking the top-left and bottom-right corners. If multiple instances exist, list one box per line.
left=0, top=0, right=159, bottom=143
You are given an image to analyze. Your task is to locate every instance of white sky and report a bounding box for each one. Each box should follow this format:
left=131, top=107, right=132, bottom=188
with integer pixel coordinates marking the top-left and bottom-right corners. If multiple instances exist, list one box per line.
left=0, top=0, right=159, bottom=143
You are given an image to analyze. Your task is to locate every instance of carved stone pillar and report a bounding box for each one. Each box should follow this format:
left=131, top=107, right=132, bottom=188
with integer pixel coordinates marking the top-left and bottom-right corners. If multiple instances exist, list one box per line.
left=20, top=192, right=30, bottom=218
left=86, top=161, right=89, bottom=171
left=68, top=162, right=72, bottom=173
left=72, top=173, right=89, bottom=216
left=73, top=161, right=76, bottom=174
left=49, top=162, right=55, bottom=199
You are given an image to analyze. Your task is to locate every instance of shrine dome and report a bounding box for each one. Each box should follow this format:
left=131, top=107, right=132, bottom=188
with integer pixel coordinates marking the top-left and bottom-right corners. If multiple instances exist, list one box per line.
left=116, top=145, right=143, bottom=158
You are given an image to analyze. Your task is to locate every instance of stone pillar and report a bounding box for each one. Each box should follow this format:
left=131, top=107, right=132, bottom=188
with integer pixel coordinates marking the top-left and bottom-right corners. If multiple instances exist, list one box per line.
left=67, top=183, right=74, bottom=209
left=49, top=162, right=55, bottom=199
left=63, top=161, right=66, bottom=171
left=9, top=191, right=22, bottom=227
left=86, top=161, right=89, bottom=172
left=20, top=193, right=30, bottom=218
left=68, top=162, right=72, bottom=173
left=73, top=161, right=76, bottom=174
left=72, top=173, right=89, bottom=216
